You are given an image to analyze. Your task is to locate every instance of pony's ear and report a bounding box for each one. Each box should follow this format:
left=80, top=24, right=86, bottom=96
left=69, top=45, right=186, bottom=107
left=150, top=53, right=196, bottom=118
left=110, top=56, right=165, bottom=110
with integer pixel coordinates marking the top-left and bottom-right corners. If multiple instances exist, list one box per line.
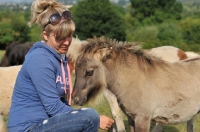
left=95, top=47, right=112, bottom=61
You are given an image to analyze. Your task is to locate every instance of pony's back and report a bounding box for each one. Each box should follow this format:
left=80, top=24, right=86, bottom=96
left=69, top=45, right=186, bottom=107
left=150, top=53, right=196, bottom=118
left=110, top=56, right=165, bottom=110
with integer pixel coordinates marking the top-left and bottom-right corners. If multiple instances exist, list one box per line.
left=148, top=46, right=187, bottom=62
left=0, top=42, right=33, bottom=66
left=0, top=65, right=22, bottom=114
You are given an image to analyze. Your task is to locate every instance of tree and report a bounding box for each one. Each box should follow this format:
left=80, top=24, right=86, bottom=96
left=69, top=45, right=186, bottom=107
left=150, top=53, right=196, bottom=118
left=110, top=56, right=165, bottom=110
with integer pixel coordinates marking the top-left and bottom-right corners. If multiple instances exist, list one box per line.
left=29, top=25, right=42, bottom=42
left=11, top=13, right=30, bottom=43
left=0, top=11, right=31, bottom=49
left=0, top=20, right=14, bottom=48
left=71, top=0, right=126, bottom=41
left=129, top=0, right=183, bottom=26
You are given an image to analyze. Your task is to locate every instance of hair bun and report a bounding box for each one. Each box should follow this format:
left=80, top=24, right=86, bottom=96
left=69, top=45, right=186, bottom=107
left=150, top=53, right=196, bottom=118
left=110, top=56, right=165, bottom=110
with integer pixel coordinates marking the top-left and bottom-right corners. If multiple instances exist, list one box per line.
left=28, top=0, right=68, bottom=27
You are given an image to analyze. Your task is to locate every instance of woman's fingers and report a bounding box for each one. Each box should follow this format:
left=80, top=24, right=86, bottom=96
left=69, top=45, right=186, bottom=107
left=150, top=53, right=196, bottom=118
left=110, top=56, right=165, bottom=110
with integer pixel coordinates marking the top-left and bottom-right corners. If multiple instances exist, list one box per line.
left=99, top=115, right=115, bottom=130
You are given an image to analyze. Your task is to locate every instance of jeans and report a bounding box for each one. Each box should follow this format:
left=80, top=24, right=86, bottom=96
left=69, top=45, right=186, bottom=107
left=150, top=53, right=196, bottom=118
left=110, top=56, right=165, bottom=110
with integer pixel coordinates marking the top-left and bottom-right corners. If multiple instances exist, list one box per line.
left=29, top=108, right=100, bottom=132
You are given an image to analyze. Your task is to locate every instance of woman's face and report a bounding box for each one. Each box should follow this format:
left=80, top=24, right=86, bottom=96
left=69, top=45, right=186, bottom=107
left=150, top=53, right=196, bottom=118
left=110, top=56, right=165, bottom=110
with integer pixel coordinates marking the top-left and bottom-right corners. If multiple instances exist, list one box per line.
left=43, top=31, right=72, bottom=54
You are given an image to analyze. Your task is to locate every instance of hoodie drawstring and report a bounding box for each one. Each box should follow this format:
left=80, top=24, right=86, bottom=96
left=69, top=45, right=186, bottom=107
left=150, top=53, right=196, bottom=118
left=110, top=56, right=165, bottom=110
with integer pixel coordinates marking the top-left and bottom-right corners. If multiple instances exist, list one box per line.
left=60, top=59, right=72, bottom=105
left=61, top=59, right=67, bottom=94
left=67, top=63, right=72, bottom=105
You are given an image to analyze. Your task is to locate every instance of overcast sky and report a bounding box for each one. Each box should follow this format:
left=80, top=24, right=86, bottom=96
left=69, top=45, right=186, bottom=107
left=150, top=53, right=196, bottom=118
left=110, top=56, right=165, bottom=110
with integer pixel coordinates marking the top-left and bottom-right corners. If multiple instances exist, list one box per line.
left=0, top=0, right=33, bottom=3
left=0, top=0, right=129, bottom=3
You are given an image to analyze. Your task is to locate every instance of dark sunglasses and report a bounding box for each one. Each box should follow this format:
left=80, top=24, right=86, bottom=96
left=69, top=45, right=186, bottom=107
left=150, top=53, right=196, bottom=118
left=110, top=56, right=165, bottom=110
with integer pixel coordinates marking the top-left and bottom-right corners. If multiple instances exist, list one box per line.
left=43, top=11, right=72, bottom=29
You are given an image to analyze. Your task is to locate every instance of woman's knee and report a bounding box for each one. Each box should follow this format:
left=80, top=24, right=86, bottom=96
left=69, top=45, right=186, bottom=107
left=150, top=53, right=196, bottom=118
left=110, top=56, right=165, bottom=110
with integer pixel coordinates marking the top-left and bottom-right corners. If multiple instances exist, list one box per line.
left=80, top=108, right=100, bottom=123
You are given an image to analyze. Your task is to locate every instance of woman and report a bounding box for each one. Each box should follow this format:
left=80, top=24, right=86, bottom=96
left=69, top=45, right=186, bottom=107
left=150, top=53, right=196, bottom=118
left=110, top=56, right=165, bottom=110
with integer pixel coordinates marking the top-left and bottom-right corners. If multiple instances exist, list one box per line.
left=7, top=0, right=114, bottom=131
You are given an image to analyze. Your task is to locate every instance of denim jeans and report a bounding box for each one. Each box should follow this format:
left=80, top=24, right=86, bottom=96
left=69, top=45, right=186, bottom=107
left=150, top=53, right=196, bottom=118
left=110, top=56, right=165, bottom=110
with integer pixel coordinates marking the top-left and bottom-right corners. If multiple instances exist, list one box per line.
left=29, top=108, right=100, bottom=132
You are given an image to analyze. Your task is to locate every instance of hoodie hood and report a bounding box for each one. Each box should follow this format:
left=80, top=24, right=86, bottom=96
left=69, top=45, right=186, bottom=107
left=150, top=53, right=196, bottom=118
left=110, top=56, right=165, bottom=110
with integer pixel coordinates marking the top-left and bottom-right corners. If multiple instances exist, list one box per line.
left=28, top=41, right=63, bottom=61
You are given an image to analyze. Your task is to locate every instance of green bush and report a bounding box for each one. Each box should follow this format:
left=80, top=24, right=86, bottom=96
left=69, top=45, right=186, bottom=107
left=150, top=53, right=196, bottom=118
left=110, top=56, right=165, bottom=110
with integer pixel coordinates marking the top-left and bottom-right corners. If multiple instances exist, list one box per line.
left=157, top=23, right=183, bottom=42
left=180, top=18, right=200, bottom=44
left=126, top=25, right=161, bottom=48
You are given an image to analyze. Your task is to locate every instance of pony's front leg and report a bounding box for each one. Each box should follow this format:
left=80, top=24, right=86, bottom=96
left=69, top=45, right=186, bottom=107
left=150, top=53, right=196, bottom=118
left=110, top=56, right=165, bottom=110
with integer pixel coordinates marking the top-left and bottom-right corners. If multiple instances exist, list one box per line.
left=103, top=89, right=126, bottom=132
left=187, top=117, right=194, bottom=132
left=134, top=115, right=151, bottom=132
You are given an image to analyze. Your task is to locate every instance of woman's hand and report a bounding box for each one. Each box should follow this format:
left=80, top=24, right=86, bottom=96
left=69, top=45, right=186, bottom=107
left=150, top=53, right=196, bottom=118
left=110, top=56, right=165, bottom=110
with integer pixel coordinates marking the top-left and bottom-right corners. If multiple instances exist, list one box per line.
left=99, top=115, right=114, bottom=130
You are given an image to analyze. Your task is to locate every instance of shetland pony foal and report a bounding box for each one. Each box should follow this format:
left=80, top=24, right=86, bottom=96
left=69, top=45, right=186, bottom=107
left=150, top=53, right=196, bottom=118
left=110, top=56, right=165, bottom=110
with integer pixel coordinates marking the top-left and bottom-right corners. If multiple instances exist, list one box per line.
left=73, top=37, right=200, bottom=132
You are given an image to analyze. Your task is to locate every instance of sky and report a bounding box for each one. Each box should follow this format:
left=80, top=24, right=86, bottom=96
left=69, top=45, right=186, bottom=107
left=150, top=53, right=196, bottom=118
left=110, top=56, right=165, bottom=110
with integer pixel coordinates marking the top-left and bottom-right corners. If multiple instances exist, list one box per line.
left=0, top=0, right=33, bottom=3
left=0, top=0, right=129, bottom=4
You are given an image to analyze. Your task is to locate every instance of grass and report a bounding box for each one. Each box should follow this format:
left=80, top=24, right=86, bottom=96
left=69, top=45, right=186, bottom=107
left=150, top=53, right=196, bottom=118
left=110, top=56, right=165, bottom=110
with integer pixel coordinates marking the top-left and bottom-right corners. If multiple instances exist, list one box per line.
left=1, top=50, right=200, bottom=132
left=0, top=50, right=5, bottom=61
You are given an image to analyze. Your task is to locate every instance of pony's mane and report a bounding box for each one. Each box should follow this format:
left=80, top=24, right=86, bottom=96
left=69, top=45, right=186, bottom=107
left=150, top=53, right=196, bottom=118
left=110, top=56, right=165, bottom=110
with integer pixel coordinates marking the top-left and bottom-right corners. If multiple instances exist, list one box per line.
left=80, top=37, right=168, bottom=71
left=67, top=37, right=87, bottom=61
left=81, top=36, right=141, bottom=54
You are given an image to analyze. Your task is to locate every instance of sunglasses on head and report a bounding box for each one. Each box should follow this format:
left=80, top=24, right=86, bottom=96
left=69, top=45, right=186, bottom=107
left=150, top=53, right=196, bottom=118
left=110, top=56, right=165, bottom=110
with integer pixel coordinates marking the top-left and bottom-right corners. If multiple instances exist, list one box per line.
left=43, top=10, right=72, bottom=29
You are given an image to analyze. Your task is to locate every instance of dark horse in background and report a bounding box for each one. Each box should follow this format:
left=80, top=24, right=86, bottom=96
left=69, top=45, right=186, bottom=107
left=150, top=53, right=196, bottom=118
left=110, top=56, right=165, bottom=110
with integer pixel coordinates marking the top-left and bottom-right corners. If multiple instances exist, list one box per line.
left=0, top=41, right=75, bottom=75
left=0, top=42, right=34, bottom=66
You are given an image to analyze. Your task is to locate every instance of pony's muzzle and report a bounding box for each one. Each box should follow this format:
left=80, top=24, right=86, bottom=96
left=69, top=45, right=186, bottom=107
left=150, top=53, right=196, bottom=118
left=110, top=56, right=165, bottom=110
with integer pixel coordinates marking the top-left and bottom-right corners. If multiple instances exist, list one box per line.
left=73, top=96, right=87, bottom=106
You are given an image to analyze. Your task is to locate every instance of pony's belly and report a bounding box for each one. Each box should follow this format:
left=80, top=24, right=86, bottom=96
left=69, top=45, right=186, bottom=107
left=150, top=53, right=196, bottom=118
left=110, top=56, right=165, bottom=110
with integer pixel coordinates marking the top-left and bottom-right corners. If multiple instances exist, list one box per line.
left=152, top=107, right=199, bottom=124
left=152, top=92, right=200, bottom=124
left=152, top=114, right=192, bottom=124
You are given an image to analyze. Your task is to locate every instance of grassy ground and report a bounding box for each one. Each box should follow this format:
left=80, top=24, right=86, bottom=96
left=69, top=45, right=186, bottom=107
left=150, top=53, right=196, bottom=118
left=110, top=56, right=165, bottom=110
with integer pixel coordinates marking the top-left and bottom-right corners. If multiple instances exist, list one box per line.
left=1, top=50, right=200, bottom=132
left=0, top=50, right=5, bottom=61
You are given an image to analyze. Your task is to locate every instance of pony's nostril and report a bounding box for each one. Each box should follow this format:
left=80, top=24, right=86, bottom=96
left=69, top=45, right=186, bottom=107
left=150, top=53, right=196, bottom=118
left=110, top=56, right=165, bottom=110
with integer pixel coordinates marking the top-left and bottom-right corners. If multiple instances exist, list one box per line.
left=74, top=96, right=79, bottom=103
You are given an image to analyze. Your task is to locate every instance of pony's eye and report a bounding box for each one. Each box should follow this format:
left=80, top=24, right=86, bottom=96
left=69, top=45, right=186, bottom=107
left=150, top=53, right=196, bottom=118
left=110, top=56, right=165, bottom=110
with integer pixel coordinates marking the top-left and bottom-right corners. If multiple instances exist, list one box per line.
left=85, top=70, right=93, bottom=76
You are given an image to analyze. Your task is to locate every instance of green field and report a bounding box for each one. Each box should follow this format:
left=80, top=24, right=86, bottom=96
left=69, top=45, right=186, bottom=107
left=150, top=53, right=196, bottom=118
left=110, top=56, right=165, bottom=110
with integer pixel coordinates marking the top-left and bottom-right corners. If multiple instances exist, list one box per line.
left=0, top=50, right=5, bottom=61
left=1, top=50, right=200, bottom=132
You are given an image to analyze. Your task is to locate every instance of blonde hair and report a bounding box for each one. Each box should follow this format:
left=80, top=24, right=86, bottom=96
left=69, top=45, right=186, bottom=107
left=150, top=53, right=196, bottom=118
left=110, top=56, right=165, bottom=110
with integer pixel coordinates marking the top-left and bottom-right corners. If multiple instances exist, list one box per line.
left=28, top=0, right=75, bottom=41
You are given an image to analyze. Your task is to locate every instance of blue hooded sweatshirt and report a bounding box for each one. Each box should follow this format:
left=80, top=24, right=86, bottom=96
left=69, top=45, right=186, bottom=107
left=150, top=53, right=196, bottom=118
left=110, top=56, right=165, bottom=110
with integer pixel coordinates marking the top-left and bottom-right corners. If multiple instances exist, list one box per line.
left=8, top=41, right=74, bottom=132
